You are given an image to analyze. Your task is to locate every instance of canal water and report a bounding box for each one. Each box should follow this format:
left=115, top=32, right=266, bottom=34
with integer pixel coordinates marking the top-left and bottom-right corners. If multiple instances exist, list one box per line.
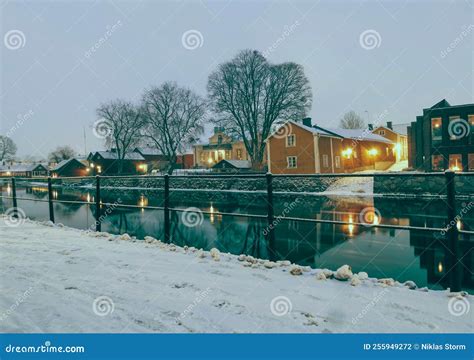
left=1, top=181, right=473, bottom=293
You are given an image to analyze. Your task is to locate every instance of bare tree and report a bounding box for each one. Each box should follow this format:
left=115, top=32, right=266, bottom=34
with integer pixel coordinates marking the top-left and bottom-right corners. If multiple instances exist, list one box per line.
left=96, top=100, right=146, bottom=174
left=207, top=49, right=312, bottom=169
left=141, top=82, right=206, bottom=174
left=0, top=136, right=17, bottom=161
left=339, top=111, right=365, bottom=129
left=48, top=145, right=76, bottom=163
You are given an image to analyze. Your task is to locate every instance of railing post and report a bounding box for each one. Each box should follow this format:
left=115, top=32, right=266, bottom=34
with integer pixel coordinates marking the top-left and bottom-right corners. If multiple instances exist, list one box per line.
left=445, top=170, right=461, bottom=292
left=164, top=174, right=170, bottom=243
left=11, top=177, right=18, bottom=218
left=95, top=175, right=101, bottom=232
left=266, top=172, right=276, bottom=260
left=47, top=176, right=55, bottom=223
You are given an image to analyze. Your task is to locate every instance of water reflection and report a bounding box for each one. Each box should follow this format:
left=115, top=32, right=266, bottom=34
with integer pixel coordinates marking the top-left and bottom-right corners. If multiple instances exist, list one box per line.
left=1, top=183, right=472, bottom=292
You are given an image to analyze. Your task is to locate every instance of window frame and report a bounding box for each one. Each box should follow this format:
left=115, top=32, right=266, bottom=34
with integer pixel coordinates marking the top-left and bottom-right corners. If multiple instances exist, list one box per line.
left=322, top=154, right=329, bottom=168
left=287, top=156, right=297, bottom=169
left=286, top=134, right=296, bottom=147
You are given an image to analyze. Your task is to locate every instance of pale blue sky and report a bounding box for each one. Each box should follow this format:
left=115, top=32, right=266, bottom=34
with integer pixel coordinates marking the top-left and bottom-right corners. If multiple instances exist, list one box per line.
left=1, top=0, right=473, bottom=157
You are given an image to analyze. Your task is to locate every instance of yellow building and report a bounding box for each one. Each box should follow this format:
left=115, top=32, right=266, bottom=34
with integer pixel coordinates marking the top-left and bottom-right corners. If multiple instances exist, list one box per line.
left=193, top=127, right=249, bottom=168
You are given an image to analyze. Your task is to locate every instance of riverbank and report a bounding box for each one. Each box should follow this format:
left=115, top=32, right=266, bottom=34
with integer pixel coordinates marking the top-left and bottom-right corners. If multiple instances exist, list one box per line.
left=0, top=218, right=472, bottom=333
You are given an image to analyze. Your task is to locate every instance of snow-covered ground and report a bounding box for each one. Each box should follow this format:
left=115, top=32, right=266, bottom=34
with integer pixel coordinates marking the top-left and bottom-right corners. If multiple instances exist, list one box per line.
left=0, top=218, right=472, bottom=333
left=388, top=160, right=409, bottom=172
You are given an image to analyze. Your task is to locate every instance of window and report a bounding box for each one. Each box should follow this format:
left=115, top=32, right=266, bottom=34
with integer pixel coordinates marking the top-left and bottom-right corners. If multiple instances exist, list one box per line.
left=354, top=151, right=358, bottom=159
left=449, top=154, right=462, bottom=171
left=322, top=154, right=329, bottom=168
left=200, top=153, right=206, bottom=162
left=286, top=134, right=296, bottom=147
left=431, top=117, right=442, bottom=143
left=449, top=116, right=461, bottom=140
left=334, top=156, right=341, bottom=168
left=379, top=130, right=385, bottom=136
left=469, top=115, right=474, bottom=143
left=468, top=154, right=474, bottom=171
left=217, top=135, right=223, bottom=144
left=287, top=156, right=297, bottom=168
left=236, top=149, right=242, bottom=160
left=432, top=155, right=444, bottom=171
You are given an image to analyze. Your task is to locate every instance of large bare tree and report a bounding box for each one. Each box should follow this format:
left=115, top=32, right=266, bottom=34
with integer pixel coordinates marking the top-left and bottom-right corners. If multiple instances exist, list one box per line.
left=207, top=49, right=312, bottom=169
left=0, top=136, right=17, bottom=161
left=48, top=145, right=76, bottom=163
left=141, top=82, right=206, bottom=174
left=96, top=100, right=145, bottom=174
left=339, top=111, right=365, bottom=129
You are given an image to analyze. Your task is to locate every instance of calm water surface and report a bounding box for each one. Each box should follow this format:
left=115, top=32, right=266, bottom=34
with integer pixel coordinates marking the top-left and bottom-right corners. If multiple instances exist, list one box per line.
left=1, top=182, right=473, bottom=293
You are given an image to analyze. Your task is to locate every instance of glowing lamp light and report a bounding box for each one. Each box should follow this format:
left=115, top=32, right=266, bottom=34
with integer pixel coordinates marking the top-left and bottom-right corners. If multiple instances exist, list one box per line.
left=207, top=158, right=213, bottom=164
left=438, top=262, right=443, bottom=273
left=6, top=171, right=11, bottom=176
left=90, top=163, right=95, bottom=168
left=456, top=220, right=462, bottom=230
left=368, top=148, right=378, bottom=156
left=342, top=148, right=353, bottom=158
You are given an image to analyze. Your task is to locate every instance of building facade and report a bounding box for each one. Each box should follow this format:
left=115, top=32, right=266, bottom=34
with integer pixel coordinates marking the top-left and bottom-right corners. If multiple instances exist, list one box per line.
left=193, top=127, right=249, bottom=168
left=87, top=151, right=147, bottom=175
left=408, top=100, right=474, bottom=171
left=266, top=119, right=395, bottom=174
left=50, top=158, right=89, bottom=177
left=371, top=121, right=408, bottom=162
left=0, top=163, right=49, bottom=177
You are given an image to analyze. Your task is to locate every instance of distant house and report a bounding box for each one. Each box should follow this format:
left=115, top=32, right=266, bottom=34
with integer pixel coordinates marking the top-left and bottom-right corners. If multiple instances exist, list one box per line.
left=408, top=99, right=474, bottom=172
left=0, top=163, right=49, bottom=177
left=212, top=159, right=252, bottom=172
left=87, top=150, right=146, bottom=175
left=50, top=158, right=89, bottom=177
left=371, top=121, right=409, bottom=162
left=266, top=118, right=395, bottom=174
left=193, top=127, right=250, bottom=168
left=176, top=153, right=194, bottom=169
left=133, top=147, right=169, bottom=172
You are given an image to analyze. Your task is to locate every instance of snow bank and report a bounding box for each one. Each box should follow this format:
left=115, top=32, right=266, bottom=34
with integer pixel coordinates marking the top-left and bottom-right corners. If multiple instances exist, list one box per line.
left=0, top=217, right=471, bottom=333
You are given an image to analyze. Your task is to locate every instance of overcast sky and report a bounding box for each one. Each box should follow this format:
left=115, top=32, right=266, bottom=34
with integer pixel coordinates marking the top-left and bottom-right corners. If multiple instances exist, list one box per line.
left=1, top=0, right=473, bottom=158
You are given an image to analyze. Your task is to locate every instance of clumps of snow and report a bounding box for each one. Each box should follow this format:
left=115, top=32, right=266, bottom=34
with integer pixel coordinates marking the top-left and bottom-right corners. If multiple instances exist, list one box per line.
left=335, top=265, right=352, bottom=281
left=263, top=261, right=277, bottom=269
left=290, top=266, right=303, bottom=276
left=447, top=290, right=468, bottom=297
left=378, top=278, right=396, bottom=287
left=144, top=236, right=156, bottom=244
left=118, top=233, right=132, bottom=241
left=403, top=280, right=417, bottom=290
left=357, top=272, right=368, bottom=281
left=316, top=272, right=327, bottom=280
left=237, top=254, right=246, bottom=262
left=276, top=260, right=291, bottom=267
left=418, top=287, right=429, bottom=292
left=210, top=248, right=220, bottom=261
left=350, top=274, right=362, bottom=286
left=197, top=250, right=207, bottom=259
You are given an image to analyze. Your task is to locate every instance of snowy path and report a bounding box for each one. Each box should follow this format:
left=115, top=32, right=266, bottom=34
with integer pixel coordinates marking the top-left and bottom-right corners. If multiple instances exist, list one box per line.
left=0, top=219, right=472, bottom=333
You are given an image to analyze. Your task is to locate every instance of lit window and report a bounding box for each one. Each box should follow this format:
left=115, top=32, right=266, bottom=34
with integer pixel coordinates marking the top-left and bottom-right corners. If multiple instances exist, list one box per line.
left=286, top=134, right=296, bottom=147
left=322, top=155, right=329, bottom=168
left=335, top=156, right=341, bottom=168
left=449, top=154, right=462, bottom=171
left=236, top=149, right=242, bottom=160
left=287, top=156, right=297, bottom=168
left=431, top=155, right=444, bottom=171
left=431, top=118, right=442, bottom=143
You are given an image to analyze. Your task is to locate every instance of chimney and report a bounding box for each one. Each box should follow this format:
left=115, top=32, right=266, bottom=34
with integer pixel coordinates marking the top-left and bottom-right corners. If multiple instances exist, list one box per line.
left=302, top=117, right=312, bottom=127
left=387, top=121, right=393, bottom=130
left=368, top=123, right=373, bottom=131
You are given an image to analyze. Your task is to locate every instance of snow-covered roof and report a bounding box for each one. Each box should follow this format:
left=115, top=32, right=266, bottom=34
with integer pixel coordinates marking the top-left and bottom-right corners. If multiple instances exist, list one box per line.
left=134, top=147, right=162, bottom=156
left=268, top=120, right=340, bottom=140
left=317, top=127, right=394, bottom=144
left=213, top=159, right=251, bottom=169
left=90, top=151, right=145, bottom=161
left=50, top=158, right=87, bottom=171
left=0, top=163, right=48, bottom=172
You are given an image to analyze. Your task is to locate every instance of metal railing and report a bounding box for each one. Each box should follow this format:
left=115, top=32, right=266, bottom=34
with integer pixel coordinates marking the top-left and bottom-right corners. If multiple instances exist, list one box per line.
left=1, top=171, right=472, bottom=292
